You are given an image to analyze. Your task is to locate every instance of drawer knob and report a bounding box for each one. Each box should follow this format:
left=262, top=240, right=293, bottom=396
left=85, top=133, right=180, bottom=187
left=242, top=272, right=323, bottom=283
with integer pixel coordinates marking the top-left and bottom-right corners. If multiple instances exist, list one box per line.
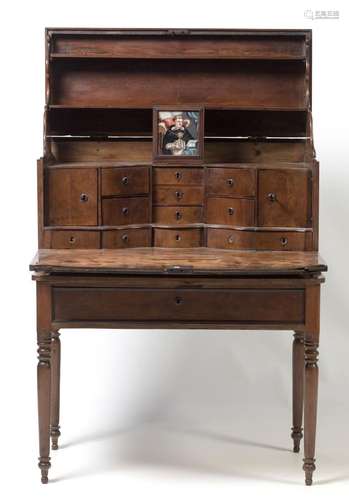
left=227, top=178, right=234, bottom=186
left=280, top=236, right=288, bottom=246
left=80, top=193, right=88, bottom=202
left=228, top=207, right=235, bottom=216
left=121, top=234, right=129, bottom=242
left=122, top=176, right=129, bottom=185
left=267, top=192, right=277, bottom=202
left=122, top=207, right=129, bottom=215
left=175, top=191, right=184, bottom=199
left=175, top=296, right=183, bottom=305
left=175, top=171, right=182, bottom=181
left=227, top=235, right=234, bottom=244
left=175, top=234, right=182, bottom=241
left=175, top=211, right=182, bottom=220
left=69, top=236, right=76, bottom=244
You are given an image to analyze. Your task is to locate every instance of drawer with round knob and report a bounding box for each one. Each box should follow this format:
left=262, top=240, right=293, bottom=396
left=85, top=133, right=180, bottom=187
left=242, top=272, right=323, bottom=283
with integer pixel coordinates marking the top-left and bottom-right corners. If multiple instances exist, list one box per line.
left=207, top=228, right=255, bottom=249
left=101, top=166, right=149, bottom=196
left=206, top=197, right=255, bottom=226
left=102, top=197, right=150, bottom=225
left=255, top=231, right=307, bottom=251
left=153, top=186, right=204, bottom=206
left=153, top=206, right=203, bottom=224
left=207, top=228, right=307, bottom=250
left=154, top=228, right=202, bottom=247
left=207, top=167, right=256, bottom=197
left=102, top=228, right=151, bottom=248
left=153, top=167, right=204, bottom=186
left=48, top=230, right=100, bottom=249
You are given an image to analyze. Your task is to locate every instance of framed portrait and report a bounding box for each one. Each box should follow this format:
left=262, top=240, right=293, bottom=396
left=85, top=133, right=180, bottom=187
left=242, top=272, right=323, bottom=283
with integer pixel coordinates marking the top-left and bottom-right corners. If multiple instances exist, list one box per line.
left=153, top=107, right=204, bottom=163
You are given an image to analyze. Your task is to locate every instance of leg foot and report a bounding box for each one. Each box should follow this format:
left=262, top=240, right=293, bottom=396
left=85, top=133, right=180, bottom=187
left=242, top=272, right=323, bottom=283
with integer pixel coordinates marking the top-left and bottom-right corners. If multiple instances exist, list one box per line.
left=39, top=458, right=51, bottom=484
left=51, top=425, right=61, bottom=450
left=303, top=458, right=315, bottom=485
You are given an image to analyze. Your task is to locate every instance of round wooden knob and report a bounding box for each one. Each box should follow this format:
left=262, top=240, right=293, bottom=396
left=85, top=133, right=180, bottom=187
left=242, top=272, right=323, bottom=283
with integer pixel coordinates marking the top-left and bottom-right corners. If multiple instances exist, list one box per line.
left=122, top=207, right=129, bottom=215
left=175, top=191, right=184, bottom=199
left=280, top=236, right=288, bottom=246
left=228, top=207, right=235, bottom=216
left=122, top=176, right=129, bottom=185
left=175, top=234, right=181, bottom=241
left=175, top=211, right=182, bottom=220
left=175, top=296, right=183, bottom=305
left=175, top=171, right=182, bottom=181
left=80, top=193, right=88, bottom=202
left=227, top=178, right=234, bottom=186
left=267, top=192, right=277, bottom=202
left=121, top=234, right=128, bottom=242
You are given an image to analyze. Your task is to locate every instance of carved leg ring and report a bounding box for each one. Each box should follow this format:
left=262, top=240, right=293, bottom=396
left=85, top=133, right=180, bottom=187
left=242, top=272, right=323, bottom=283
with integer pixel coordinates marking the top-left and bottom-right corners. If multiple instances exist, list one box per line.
left=50, top=330, right=61, bottom=450
left=303, top=339, right=319, bottom=486
left=291, top=332, right=304, bottom=453
left=37, top=335, right=52, bottom=484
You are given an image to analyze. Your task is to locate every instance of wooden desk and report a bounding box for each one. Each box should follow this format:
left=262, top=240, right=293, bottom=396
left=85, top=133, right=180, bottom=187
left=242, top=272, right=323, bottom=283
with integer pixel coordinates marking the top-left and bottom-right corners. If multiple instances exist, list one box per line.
left=31, top=28, right=327, bottom=485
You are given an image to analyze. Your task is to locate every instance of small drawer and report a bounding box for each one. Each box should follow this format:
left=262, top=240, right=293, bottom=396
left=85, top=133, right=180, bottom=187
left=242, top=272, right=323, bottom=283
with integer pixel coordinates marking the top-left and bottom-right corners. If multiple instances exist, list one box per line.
left=206, top=197, right=255, bottom=226
left=102, top=197, right=150, bottom=225
left=207, top=167, right=256, bottom=197
left=153, top=186, right=204, bottom=206
left=153, top=167, right=204, bottom=186
left=255, top=231, right=307, bottom=251
left=49, top=230, right=100, bottom=249
left=153, top=206, right=203, bottom=224
left=207, top=228, right=255, bottom=249
left=102, top=228, right=151, bottom=248
left=154, top=228, right=202, bottom=247
left=101, top=166, right=149, bottom=196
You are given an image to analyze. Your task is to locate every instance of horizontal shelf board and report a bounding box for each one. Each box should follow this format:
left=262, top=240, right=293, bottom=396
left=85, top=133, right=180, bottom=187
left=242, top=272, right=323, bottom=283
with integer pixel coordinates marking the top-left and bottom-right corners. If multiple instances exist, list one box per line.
left=43, top=224, right=313, bottom=232
left=48, top=104, right=309, bottom=111
left=50, top=53, right=306, bottom=61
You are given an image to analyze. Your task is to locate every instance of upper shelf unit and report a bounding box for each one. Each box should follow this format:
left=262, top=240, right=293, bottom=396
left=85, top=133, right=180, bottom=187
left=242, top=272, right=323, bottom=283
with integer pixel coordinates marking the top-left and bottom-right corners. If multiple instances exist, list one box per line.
left=49, top=32, right=308, bottom=60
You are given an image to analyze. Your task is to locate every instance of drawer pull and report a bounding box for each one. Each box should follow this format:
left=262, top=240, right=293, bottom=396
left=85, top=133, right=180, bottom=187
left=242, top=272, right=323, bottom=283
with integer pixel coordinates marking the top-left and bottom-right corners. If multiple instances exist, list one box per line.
left=121, top=176, right=129, bottom=185
left=175, top=234, right=181, bottom=241
left=175, top=296, right=183, bottom=305
left=121, top=234, right=129, bottom=242
left=267, top=192, right=277, bottom=202
left=69, top=236, right=76, bottom=244
left=80, top=193, right=89, bottom=202
left=175, top=171, right=182, bottom=181
left=227, top=178, right=234, bottom=186
left=175, top=210, right=182, bottom=220
left=227, top=235, right=234, bottom=244
left=122, top=207, right=129, bottom=216
left=175, top=191, right=184, bottom=199
left=280, top=236, right=288, bottom=246
left=228, top=207, right=235, bottom=216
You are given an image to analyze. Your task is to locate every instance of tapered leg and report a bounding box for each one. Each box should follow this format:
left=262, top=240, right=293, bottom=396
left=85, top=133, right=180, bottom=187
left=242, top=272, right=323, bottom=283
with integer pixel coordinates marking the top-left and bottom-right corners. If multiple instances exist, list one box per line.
left=37, top=283, right=52, bottom=484
left=303, top=285, right=320, bottom=486
left=291, top=331, right=304, bottom=452
left=37, top=334, right=52, bottom=483
left=50, top=330, right=61, bottom=450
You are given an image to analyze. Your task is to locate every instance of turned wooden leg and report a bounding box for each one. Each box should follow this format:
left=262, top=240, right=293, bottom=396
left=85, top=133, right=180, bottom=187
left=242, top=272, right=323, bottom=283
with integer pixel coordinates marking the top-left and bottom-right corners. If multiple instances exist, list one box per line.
left=37, top=283, right=52, bottom=484
left=291, top=331, right=304, bottom=452
left=50, top=330, right=61, bottom=450
left=303, top=285, right=320, bottom=486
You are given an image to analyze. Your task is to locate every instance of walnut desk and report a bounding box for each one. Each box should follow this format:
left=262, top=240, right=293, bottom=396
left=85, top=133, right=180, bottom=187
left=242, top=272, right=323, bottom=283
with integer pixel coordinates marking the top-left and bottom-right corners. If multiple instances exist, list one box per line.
left=30, top=28, right=327, bottom=485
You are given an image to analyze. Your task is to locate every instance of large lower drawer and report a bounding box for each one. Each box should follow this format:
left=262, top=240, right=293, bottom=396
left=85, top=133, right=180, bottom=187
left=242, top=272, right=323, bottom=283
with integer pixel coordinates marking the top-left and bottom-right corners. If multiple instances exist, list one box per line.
left=53, top=287, right=305, bottom=323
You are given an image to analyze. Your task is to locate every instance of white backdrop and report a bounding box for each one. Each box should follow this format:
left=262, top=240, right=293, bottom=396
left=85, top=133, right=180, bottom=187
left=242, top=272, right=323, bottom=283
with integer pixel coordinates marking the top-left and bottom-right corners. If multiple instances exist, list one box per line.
left=1, top=1, right=348, bottom=499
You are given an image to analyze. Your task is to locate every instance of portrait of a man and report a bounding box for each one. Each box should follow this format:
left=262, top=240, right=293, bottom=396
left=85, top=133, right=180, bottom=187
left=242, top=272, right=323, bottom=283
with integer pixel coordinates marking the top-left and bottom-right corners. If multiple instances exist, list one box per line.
left=157, top=111, right=200, bottom=156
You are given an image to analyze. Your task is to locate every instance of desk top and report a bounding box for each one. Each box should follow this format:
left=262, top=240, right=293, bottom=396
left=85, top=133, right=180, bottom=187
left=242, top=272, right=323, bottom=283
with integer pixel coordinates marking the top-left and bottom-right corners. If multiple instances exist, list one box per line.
left=30, top=249, right=327, bottom=276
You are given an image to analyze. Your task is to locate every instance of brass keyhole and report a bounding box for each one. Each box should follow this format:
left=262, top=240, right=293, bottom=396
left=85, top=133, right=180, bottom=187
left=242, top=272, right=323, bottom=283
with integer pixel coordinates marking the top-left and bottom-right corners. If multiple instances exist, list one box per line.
left=228, top=207, right=235, bottom=216
left=80, top=193, right=88, bottom=202
left=175, top=234, right=181, bottom=241
left=175, top=211, right=182, bottom=220
left=69, top=236, right=76, bottom=244
left=121, top=234, right=129, bottom=242
left=268, top=192, right=277, bottom=202
left=175, top=171, right=182, bottom=181
left=227, top=178, right=234, bottom=187
left=175, top=191, right=184, bottom=199
left=122, top=207, right=129, bottom=215
left=280, top=237, right=288, bottom=246
left=175, top=297, right=183, bottom=305
left=122, top=176, right=129, bottom=185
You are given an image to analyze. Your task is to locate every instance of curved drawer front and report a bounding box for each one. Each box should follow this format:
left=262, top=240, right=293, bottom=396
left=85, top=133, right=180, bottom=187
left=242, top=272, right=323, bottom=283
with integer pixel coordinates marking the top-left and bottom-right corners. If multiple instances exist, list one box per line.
left=206, top=197, right=255, bottom=225
left=102, top=228, right=151, bottom=248
left=53, top=287, right=305, bottom=323
left=207, top=228, right=307, bottom=250
left=153, top=206, right=203, bottom=224
left=154, top=228, right=202, bottom=247
left=153, top=186, right=204, bottom=206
